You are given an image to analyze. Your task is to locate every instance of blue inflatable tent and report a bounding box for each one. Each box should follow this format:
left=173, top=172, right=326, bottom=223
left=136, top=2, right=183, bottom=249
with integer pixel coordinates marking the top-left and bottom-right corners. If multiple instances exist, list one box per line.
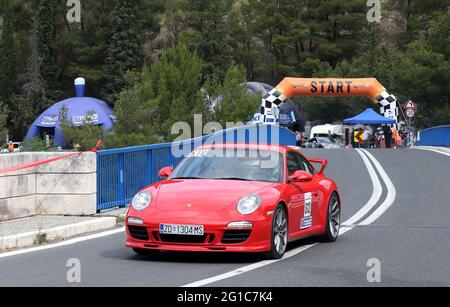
left=26, top=78, right=115, bottom=147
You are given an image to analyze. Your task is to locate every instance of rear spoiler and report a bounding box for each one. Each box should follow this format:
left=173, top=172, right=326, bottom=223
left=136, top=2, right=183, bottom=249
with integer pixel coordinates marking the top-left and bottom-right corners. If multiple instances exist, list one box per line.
left=308, top=158, right=328, bottom=175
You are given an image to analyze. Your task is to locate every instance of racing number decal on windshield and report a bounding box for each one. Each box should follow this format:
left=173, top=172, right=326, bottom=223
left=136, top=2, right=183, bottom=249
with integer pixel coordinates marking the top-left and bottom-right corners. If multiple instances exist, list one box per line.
left=188, top=149, right=210, bottom=158
left=301, top=193, right=313, bottom=229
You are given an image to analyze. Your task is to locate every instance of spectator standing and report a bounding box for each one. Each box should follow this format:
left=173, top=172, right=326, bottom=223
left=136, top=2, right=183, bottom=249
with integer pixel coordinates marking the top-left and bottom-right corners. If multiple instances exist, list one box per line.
left=377, top=127, right=385, bottom=148
left=384, top=125, right=393, bottom=149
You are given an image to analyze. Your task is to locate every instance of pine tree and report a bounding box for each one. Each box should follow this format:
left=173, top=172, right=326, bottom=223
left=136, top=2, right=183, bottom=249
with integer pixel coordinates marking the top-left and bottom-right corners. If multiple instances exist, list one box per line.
left=14, top=22, right=48, bottom=138
left=0, top=3, right=18, bottom=104
left=102, top=0, right=146, bottom=104
left=208, top=66, right=261, bottom=127
left=106, top=43, right=205, bottom=145
left=146, top=43, right=205, bottom=138
left=37, top=0, right=57, bottom=98
left=184, top=0, right=233, bottom=82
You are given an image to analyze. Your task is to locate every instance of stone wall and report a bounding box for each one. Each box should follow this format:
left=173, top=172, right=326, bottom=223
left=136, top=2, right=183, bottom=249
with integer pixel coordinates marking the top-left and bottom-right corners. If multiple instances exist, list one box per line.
left=0, top=152, right=97, bottom=221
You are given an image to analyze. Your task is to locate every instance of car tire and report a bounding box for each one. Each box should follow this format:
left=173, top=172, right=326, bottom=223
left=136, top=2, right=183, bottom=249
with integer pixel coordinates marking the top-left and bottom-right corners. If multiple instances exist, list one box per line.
left=132, top=248, right=159, bottom=256
left=266, top=204, right=288, bottom=259
left=321, top=193, right=341, bottom=242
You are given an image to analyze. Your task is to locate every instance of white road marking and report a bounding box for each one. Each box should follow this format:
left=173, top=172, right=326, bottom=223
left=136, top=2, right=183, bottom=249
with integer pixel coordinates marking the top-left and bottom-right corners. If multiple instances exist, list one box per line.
left=358, top=150, right=397, bottom=225
left=0, top=227, right=125, bottom=259
left=414, top=147, right=450, bottom=157
left=343, top=149, right=383, bottom=227
left=183, top=149, right=396, bottom=287
left=183, top=243, right=318, bottom=288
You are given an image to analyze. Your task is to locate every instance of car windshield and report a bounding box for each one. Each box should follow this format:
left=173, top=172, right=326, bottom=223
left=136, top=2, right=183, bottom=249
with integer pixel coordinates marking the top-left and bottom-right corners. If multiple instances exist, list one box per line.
left=171, top=148, right=284, bottom=183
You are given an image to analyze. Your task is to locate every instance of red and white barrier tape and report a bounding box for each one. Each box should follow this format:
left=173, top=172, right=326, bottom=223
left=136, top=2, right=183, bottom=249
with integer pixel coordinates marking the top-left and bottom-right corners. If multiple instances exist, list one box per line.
left=0, top=141, right=102, bottom=175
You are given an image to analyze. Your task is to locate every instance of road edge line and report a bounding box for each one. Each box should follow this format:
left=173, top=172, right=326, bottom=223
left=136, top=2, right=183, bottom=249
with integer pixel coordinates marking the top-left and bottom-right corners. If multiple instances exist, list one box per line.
left=0, top=227, right=125, bottom=259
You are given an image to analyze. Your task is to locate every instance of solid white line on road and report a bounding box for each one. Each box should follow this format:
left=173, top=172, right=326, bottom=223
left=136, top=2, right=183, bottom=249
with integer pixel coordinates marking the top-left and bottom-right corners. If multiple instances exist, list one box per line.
left=183, top=149, right=396, bottom=287
left=0, top=227, right=125, bottom=259
left=414, top=147, right=450, bottom=157
left=183, top=243, right=318, bottom=288
left=343, top=149, right=383, bottom=227
left=359, top=150, right=397, bottom=226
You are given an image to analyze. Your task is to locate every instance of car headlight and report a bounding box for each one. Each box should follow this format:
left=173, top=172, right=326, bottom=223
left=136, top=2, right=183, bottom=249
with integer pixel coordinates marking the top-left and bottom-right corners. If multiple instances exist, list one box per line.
left=131, top=191, right=152, bottom=211
left=237, top=194, right=262, bottom=215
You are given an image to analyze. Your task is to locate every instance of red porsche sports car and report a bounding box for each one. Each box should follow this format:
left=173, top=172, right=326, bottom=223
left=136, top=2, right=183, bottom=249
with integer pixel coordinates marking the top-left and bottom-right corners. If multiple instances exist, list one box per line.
left=125, top=143, right=341, bottom=259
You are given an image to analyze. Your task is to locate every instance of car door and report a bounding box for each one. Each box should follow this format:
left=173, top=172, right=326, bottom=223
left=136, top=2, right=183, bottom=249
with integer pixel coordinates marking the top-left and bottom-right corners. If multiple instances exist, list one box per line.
left=284, top=151, right=318, bottom=237
left=297, top=153, right=323, bottom=229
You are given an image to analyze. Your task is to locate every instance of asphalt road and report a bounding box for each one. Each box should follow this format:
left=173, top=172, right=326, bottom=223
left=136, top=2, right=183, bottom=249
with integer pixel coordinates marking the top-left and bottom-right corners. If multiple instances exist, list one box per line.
left=0, top=148, right=449, bottom=287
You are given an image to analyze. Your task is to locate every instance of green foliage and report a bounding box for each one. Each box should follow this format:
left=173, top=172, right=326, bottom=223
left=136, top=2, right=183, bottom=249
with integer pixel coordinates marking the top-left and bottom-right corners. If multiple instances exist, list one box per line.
left=138, top=43, right=205, bottom=140
left=387, top=0, right=450, bottom=43
left=59, top=106, right=105, bottom=151
left=13, top=24, right=49, bottom=139
left=103, top=71, right=162, bottom=149
left=22, top=137, right=47, bottom=152
left=0, top=3, right=17, bottom=104
left=102, top=0, right=163, bottom=104
left=37, top=0, right=57, bottom=98
left=206, top=66, right=261, bottom=127
left=105, top=45, right=261, bottom=147
left=183, top=0, right=234, bottom=81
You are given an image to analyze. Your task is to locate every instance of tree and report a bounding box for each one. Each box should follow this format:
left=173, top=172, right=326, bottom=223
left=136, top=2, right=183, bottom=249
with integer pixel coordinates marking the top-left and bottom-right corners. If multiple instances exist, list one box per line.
left=37, top=0, right=57, bottom=99
left=388, top=0, right=450, bottom=43
left=184, top=0, right=233, bottom=81
left=13, top=21, right=48, bottom=139
left=106, top=43, right=205, bottom=147
left=103, top=71, right=162, bottom=149
left=59, top=105, right=105, bottom=151
left=146, top=43, right=205, bottom=139
left=207, top=66, right=261, bottom=127
left=57, top=0, right=114, bottom=99
left=229, top=2, right=261, bottom=81
left=102, top=0, right=161, bottom=104
left=0, top=3, right=17, bottom=104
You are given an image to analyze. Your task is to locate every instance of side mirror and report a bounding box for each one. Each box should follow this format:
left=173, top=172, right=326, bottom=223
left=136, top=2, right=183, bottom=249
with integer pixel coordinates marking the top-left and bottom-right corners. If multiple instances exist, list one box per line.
left=289, top=170, right=313, bottom=183
left=158, top=167, right=173, bottom=179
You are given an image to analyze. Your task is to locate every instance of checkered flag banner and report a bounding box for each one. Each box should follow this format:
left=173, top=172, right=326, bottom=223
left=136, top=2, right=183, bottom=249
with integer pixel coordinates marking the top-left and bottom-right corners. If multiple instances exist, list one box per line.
left=376, top=90, right=400, bottom=128
left=255, top=89, right=287, bottom=124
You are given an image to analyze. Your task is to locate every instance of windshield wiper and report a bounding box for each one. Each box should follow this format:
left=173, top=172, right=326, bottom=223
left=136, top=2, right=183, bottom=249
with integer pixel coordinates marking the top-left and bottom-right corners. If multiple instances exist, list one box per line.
left=214, top=177, right=252, bottom=181
left=172, top=176, right=204, bottom=180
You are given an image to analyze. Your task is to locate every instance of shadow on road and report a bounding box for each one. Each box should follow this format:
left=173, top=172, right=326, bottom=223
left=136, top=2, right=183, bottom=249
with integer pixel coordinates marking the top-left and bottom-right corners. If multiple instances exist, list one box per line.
left=100, top=238, right=318, bottom=264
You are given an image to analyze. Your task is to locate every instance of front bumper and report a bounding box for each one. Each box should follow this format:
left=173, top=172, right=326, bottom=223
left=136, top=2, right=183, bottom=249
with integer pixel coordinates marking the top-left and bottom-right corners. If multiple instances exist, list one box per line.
left=125, top=212, right=273, bottom=253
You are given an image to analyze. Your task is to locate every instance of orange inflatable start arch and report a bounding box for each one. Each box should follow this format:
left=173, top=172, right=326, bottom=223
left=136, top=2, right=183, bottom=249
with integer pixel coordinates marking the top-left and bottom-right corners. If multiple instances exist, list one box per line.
left=255, top=77, right=399, bottom=125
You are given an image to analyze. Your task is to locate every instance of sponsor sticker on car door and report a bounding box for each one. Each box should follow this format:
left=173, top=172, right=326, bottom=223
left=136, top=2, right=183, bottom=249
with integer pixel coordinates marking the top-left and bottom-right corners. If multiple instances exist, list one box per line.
left=301, top=192, right=313, bottom=229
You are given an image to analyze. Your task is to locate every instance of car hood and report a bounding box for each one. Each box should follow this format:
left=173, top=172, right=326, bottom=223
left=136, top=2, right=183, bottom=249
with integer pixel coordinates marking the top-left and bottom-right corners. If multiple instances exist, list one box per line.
left=155, top=179, right=275, bottom=212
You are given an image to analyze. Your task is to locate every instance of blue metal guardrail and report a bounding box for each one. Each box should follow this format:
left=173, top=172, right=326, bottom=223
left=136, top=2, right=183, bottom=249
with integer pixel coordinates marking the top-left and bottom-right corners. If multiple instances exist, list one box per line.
left=416, top=125, right=450, bottom=147
left=96, top=124, right=297, bottom=212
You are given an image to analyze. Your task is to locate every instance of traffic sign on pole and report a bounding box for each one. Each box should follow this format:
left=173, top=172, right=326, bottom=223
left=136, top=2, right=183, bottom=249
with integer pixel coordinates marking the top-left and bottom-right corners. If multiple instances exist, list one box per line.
left=404, top=100, right=416, bottom=111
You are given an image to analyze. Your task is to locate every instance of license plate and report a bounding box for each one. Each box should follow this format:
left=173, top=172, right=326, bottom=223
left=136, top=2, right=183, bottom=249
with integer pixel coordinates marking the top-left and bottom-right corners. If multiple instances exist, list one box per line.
left=159, top=224, right=204, bottom=236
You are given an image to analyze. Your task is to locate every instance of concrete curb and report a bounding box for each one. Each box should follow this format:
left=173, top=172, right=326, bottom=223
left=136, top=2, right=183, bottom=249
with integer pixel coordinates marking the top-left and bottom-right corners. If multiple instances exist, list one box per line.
left=0, top=217, right=117, bottom=251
